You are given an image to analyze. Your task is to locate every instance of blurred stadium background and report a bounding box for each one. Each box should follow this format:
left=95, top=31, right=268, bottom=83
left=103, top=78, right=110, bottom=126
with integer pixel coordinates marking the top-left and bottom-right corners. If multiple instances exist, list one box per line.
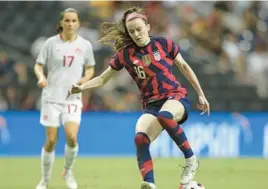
left=0, top=1, right=268, bottom=189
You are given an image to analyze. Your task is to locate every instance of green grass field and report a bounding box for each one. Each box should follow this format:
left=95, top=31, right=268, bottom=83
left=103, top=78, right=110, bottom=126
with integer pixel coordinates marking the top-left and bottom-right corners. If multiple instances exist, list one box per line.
left=0, top=157, right=266, bottom=189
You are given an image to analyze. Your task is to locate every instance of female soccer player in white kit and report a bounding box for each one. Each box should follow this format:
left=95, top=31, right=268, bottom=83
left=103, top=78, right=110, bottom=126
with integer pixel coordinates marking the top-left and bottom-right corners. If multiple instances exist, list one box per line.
left=34, top=8, right=96, bottom=189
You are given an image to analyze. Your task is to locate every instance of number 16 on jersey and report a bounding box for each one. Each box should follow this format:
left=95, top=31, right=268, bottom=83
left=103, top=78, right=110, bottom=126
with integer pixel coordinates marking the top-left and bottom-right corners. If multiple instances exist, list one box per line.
left=134, top=66, right=146, bottom=79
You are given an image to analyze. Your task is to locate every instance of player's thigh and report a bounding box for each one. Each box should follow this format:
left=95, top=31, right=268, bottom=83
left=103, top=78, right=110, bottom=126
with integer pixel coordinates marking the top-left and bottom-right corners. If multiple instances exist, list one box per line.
left=45, top=127, right=59, bottom=143
left=159, top=99, right=185, bottom=122
left=40, top=101, right=61, bottom=128
left=136, top=114, right=163, bottom=142
left=64, top=122, right=80, bottom=140
left=62, top=102, right=82, bottom=138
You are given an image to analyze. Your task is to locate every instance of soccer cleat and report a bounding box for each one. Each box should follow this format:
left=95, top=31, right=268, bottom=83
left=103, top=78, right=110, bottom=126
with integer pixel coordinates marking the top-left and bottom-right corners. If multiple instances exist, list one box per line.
left=140, top=181, right=157, bottom=189
left=36, top=179, right=48, bottom=189
left=180, top=160, right=200, bottom=185
left=62, top=169, right=78, bottom=189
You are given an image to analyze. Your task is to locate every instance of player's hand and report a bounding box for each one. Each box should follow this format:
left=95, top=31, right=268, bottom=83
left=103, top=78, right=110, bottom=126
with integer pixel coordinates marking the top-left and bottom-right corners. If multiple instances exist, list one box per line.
left=197, top=96, right=210, bottom=116
left=70, top=84, right=83, bottom=94
left=37, top=77, right=48, bottom=88
left=67, top=84, right=83, bottom=98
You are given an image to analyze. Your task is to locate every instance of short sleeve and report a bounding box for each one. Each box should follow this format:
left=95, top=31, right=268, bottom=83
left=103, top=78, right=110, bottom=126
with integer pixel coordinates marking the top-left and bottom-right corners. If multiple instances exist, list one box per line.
left=36, top=39, right=51, bottom=65
left=166, top=38, right=180, bottom=59
left=109, top=51, right=125, bottom=71
left=85, top=41, right=96, bottom=66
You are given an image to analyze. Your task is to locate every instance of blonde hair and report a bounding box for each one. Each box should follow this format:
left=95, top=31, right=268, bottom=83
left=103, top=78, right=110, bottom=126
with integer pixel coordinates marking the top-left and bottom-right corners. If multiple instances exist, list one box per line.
left=98, top=7, right=147, bottom=51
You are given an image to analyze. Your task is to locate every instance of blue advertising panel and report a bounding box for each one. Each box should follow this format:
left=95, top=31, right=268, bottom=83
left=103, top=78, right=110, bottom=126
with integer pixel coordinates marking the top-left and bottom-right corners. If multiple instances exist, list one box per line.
left=0, top=112, right=267, bottom=158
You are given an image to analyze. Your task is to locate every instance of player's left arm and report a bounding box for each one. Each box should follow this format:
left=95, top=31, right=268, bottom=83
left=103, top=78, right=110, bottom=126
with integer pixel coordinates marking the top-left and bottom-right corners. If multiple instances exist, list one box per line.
left=174, top=53, right=210, bottom=115
left=77, top=65, right=95, bottom=85
left=77, top=41, right=96, bottom=85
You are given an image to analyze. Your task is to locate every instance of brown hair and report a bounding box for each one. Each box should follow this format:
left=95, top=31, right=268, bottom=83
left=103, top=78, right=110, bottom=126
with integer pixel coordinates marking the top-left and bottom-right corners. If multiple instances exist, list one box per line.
left=98, top=7, right=147, bottom=51
left=56, top=8, right=80, bottom=33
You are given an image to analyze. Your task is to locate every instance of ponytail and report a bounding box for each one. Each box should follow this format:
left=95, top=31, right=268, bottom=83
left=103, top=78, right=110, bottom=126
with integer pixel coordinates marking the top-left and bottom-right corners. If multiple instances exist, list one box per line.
left=98, top=6, right=147, bottom=51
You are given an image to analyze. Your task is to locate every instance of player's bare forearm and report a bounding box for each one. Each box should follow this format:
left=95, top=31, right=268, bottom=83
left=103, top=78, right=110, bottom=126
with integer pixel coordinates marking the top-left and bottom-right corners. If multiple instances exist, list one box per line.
left=174, top=54, right=205, bottom=97
left=80, top=76, right=106, bottom=91
left=81, top=66, right=116, bottom=91
left=34, top=63, right=46, bottom=80
left=77, top=66, right=95, bottom=85
left=181, top=63, right=204, bottom=96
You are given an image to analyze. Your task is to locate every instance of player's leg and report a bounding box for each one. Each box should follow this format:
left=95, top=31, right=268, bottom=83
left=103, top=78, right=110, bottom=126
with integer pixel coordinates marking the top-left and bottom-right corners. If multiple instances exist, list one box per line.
left=62, top=121, right=79, bottom=189
left=37, top=102, right=61, bottom=189
left=157, top=99, right=199, bottom=185
left=157, top=99, right=194, bottom=158
left=61, top=102, right=82, bottom=189
left=63, top=121, right=79, bottom=173
left=135, top=113, right=162, bottom=189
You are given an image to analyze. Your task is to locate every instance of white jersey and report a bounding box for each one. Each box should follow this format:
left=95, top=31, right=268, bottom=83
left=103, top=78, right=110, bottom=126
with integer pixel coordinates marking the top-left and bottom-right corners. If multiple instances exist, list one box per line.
left=36, top=34, right=95, bottom=104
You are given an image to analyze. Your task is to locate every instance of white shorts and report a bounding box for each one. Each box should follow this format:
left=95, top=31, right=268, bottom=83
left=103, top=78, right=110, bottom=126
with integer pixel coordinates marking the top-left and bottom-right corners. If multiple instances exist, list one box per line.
left=40, top=101, right=82, bottom=127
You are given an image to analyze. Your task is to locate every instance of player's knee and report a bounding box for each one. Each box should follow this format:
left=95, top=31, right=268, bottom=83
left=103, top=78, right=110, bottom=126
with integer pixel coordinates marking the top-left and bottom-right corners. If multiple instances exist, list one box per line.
left=157, top=111, right=174, bottom=123
left=46, top=135, right=57, bottom=144
left=66, top=134, right=77, bottom=147
left=134, top=132, right=150, bottom=146
left=45, top=137, right=57, bottom=151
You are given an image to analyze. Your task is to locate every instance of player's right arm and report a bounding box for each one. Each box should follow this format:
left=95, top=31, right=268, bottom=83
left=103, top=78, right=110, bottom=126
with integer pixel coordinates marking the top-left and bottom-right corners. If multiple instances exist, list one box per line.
left=34, top=63, right=48, bottom=88
left=82, top=66, right=116, bottom=89
left=34, top=38, right=50, bottom=88
left=70, top=66, right=116, bottom=94
left=70, top=51, right=124, bottom=95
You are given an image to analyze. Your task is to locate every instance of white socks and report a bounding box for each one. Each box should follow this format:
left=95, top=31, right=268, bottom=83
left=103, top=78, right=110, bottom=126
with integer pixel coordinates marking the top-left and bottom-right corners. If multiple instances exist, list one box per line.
left=64, top=144, right=79, bottom=171
left=40, top=144, right=78, bottom=182
left=41, top=148, right=55, bottom=181
left=186, top=155, right=197, bottom=163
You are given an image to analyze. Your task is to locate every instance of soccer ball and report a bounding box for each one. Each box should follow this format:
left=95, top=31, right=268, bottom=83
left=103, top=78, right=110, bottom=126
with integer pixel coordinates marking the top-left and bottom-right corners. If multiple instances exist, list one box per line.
left=179, top=181, right=205, bottom=189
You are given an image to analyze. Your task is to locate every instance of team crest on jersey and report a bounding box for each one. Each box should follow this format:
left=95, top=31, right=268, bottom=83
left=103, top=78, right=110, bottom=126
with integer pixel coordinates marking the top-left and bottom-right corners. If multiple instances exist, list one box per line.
left=74, top=48, right=83, bottom=55
left=153, top=51, right=161, bottom=61
left=142, top=54, right=151, bottom=65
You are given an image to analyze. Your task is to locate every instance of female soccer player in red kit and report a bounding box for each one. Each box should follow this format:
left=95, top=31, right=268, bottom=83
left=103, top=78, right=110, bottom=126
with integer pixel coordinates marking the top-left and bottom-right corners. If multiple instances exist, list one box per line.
left=69, top=6, right=210, bottom=189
